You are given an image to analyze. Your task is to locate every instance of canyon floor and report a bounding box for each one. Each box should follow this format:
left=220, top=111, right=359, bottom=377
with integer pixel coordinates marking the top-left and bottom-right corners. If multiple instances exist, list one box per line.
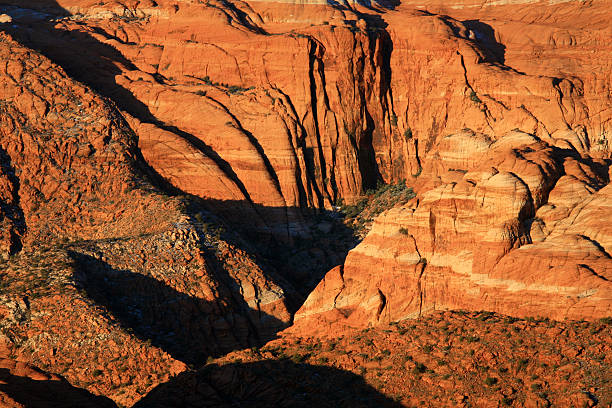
left=0, top=0, right=610, bottom=406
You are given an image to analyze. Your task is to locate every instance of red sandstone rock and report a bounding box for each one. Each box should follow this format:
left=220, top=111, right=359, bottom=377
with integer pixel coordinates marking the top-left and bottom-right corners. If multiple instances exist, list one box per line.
left=293, top=131, right=611, bottom=332
left=0, top=31, right=294, bottom=405
left=0, top=0, right=610, bottom=405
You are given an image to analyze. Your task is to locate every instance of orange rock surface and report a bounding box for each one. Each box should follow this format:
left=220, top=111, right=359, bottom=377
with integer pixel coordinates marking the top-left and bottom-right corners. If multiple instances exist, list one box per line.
left=2, top=0, right=604, bottom=215
left=0, top=30, right=294, bottom=406
left=293, top=130, right=612, bottom=332
left=0, top=352, right=116, bottom=407
left=238, top=312, right=612, bottom=407
left=0, top=0, right=610, bottom=405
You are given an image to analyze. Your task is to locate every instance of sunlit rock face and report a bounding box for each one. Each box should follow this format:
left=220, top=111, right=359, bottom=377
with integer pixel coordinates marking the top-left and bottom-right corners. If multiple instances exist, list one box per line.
left=0, top=0, right=610, bottom=404
left=3, top=0, right=610, bottom=241
left=292, top=128, right=611, bottom=334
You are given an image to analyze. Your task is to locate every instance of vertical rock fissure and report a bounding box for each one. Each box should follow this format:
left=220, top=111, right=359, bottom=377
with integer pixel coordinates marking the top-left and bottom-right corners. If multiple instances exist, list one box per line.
left=332, top=264, right=345, bottom=309
left=376, top=288, right=387, bottom=321
left=416, top=262, right=426, bottom=318
left=306, top=39, right=327, bottom=209
left=273, top=89, right=310, bottom=208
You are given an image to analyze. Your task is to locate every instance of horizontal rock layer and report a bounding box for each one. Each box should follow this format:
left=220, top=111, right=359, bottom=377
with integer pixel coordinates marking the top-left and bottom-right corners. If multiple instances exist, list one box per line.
left=293, top=130, right=612, bottom=332
left=2, top=0, right=609, bottom=240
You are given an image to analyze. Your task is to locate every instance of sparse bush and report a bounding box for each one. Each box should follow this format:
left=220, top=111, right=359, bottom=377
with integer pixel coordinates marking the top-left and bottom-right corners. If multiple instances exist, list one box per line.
left=404, top=128, right=413, bottom=140
left=484, top=376, right=498, bottom=386
left=469, top=90, right=482, bottom=104
left=390, top=114, right=398, bottom=127
left=291, top=353, right=309, bottom=364
left=339, top=180, right=416, bottom=236
left=530, top=383, right=542, bottom=392
left=413, top=362, right=427, bottom=374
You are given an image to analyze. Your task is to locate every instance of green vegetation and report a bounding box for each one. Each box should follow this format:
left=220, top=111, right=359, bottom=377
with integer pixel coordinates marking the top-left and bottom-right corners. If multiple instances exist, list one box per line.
left=390, top=114, right=398, bottom=127
left=201, top=76, right=254, bottom=95
left=404, top=127, right=413, bottom=140
left=469, top=90, right=482, bottom=104
left=484, top=376, right=498, bottom=386
left=517, top=358, right=529, bottom=372
left=337, top=180, right=416, bottom=236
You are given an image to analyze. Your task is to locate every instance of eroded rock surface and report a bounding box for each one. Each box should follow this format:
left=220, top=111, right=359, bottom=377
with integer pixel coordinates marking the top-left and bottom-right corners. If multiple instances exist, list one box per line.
left=293, top=130, right=612, bottom=332
left=0, top=32, right=293, bottom=406
left=2, top=0, right=609, bottom=240
left=0, top=0, right=610, bottom=405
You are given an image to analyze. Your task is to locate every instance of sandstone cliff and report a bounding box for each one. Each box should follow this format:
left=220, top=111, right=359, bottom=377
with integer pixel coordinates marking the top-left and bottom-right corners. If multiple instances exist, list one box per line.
left=5, top=0, right=608, bottom=240
left=0, top=0, right=610, bottom=405
left=293, top=130, right=612, bottom=333
left=0, top=31, right=294, bottom=406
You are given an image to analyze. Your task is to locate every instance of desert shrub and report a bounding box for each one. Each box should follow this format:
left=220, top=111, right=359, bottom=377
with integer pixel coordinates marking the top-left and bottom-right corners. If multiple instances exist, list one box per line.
left=484, top=376, right=498, bottom=386
left=339, top=180, right=416, bottom=236
left=469, top=90, right=482, bottom=104
left=390, top=114, right=398, bottom=127
left=404, top=128, right=413, bottom=140
left=412, top=362, right=427, bottom=374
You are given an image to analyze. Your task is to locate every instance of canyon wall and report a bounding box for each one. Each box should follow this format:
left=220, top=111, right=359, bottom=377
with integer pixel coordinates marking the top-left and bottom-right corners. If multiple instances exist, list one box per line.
left=4, top=0, right=609, bottom=241
left=0, top=0, right=610, bottom=402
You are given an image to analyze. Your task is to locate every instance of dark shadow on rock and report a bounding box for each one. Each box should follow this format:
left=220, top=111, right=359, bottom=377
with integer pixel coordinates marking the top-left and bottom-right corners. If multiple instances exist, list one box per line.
left=0, top=2, right=257, bottom=207
left=0, top=368, right=117, bottom=408
left=193, top=199, right=360, bottom=301
left=134, top=360, right=403, bottom=408
left=1, top=0, right=369, bottom=329
left=69, top=251, right=287, bottom=367
left=0, top=2, right=362, bottom=303
left=327, top=0, right=399, bottom=12
left=68, top=251, right=402, bottom=408
left=0, top=2, right=368, bottom=238
left=462, top=20, right=507, bottom=65
left=0, top=146, right=26, bottom=255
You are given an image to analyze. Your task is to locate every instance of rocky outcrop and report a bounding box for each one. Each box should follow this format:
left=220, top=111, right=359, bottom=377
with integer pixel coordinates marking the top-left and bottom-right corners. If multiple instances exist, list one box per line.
left=235, top=311, right=612, bottom=407
left=0, top=0, right=611, bottom=403
left=0, top=32, right=295, bottom=405
left=4, top=0, right=607, bottom=243
left=0, top=354, right=117, bottom=408
left=292, top=130, right=612, bottom=331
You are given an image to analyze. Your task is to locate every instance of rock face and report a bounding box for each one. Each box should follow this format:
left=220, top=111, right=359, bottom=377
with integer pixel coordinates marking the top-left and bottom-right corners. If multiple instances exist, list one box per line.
left=0, top=32, right=293, bottom=406
left=224, top=312, right=612, bottom=407
left=3, top=0, right=609, bottom=241
left=293, top=130, right=612, bottom=332
left=0, top=0, right=610, bottom=404
left=0, top=354, right=117, bottom=408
